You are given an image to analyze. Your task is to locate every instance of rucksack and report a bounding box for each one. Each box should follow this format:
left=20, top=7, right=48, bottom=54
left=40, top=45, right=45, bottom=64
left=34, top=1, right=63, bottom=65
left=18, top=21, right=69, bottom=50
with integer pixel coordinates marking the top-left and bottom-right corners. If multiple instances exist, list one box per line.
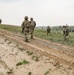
left=30, top=21, right=36, bottom=27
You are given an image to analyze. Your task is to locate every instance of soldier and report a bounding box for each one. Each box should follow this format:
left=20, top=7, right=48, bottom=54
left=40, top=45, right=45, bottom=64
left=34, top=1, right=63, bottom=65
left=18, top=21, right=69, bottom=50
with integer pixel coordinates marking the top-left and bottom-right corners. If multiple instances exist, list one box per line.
left=21, top=16, right=30, bottom=42
left=21, top=21, right=24, bottom=33
left=62, top=25, right=69, bottom=41
left=47, top=26, right=51, bottom=35
left=30, top=17, right=36, bottom=39
left=0, top=19, right=2, bottom=24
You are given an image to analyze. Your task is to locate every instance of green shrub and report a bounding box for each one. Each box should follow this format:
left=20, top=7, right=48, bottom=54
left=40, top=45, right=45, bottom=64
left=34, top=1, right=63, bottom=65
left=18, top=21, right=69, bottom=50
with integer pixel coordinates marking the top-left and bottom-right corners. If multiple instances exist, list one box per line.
left=32, top=56, right=39, bottom=62
left=27, top=51, right=33, bottom=55
left=16, top=59, right=30, bottom=66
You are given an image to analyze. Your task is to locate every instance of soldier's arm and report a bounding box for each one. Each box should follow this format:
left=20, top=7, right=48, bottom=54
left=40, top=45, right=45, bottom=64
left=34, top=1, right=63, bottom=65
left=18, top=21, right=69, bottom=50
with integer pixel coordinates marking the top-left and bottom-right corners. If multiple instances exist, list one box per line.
left=21, top=21, right=24, bottom=33
left=34, top=21, right=36, bottom=27
left=29, top=21, right=31, bottom=27
left=21, top=21, right=24, bottom=28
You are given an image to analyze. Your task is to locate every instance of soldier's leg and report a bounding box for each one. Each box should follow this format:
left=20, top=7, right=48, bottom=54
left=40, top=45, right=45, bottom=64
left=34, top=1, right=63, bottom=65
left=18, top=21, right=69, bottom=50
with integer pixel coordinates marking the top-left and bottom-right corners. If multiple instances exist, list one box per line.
left=49, top=30, right=50, bottom=33
left=47, top=30, right=48, bottom=35
left=22, top=27, right=24, bottom=33
left=64, top=35, right=67, bottom=41
left=47, top=32, right=48, bottom=35
left=66, top=33, right=69, bottom=41
left=24, top=33, right=28, bottom=42
left=65, top=32, right=69, bottom=41
left=24, top=29, right=28, bottom=42
left=30, top=28, right=34, bottom=39
left=63, top=31, right=65, bottom=35
left=31, top=32, right=33, bottom=39
left=47, top=29, right=49, bottom=35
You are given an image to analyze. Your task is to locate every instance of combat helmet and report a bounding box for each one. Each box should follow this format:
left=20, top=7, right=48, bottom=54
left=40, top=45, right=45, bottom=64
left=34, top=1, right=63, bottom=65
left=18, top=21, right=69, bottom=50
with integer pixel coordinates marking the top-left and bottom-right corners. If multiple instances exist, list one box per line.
left=24, top=16, right=28, bottom=20
left=30, top=17, right=33, bottom=20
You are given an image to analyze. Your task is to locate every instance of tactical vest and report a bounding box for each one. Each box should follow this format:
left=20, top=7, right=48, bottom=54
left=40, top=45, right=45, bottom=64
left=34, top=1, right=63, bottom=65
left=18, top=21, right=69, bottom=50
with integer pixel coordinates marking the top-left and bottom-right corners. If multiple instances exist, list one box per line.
left=30, top=21, right=36, bottom=27
left=24, top=20, right=30, bottom=28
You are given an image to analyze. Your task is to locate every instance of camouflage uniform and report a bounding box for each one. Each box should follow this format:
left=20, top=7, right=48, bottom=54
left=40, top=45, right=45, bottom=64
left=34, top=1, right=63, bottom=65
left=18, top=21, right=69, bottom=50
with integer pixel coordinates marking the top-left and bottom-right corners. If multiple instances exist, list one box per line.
left=30, top=17, right=36, bottom=39
left=0, top=19, right=2, bottom=24
left=21, top=21, right=24, bottom=33
left=21, top=16, right=30, bottom=42
left=47, top=26, right=51, bottom=35
left=62, top=26, right=69, bottom=40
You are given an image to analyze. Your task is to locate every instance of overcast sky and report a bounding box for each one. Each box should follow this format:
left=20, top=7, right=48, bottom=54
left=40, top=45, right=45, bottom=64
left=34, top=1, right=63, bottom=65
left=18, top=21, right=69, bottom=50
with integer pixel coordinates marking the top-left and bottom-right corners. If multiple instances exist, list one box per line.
left=0, top=0, right=74, bottom=26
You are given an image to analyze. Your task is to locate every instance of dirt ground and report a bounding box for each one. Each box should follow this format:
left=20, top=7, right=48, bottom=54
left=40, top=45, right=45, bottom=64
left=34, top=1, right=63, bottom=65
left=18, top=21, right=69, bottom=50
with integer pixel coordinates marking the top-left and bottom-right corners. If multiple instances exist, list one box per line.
left=0, top=29, right=74, bottom=75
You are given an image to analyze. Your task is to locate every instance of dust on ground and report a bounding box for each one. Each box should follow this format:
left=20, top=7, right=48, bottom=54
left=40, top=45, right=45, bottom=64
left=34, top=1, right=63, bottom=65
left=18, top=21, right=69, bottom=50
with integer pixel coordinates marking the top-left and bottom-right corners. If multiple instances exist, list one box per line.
left=0, top=29, right=74, bottom=75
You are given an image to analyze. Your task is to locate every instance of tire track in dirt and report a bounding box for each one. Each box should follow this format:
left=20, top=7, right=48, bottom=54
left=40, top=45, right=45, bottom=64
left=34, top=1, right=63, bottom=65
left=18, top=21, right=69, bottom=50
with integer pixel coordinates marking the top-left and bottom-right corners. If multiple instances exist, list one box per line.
left=0, top=29, right=74, bottom=67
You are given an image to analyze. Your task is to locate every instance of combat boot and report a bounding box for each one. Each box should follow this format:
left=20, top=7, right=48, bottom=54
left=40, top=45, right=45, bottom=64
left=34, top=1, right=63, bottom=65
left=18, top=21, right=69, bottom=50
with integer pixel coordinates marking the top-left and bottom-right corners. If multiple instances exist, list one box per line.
left=31, top=36, right=33, bottom=39
left=25, top=39, right=28, bottom=42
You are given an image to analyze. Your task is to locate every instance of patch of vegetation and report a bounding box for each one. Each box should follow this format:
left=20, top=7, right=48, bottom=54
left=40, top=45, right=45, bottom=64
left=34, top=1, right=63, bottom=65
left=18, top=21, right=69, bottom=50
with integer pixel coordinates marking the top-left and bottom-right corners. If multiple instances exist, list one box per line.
left=0, top=24, right=74, bottom=47
left=19, top=47, right=24, bottom=51
left=16, top=59, right=30, bottom=66
left=4, top=38, right=8, bottom=42
left=44, top=68, right=51, bottom=75
left=44, top=71, right=49, bottom=75
left=27, top=51, right=33, bottom=55
left=34, top=28, right=74, bottom=47
left=28, top=72, right=32, bottom=75
left=8, top=41, right=12, bottom=44
left=0, top=24, right=21, bottom=33
left=32, top=56, right=39, bottom=62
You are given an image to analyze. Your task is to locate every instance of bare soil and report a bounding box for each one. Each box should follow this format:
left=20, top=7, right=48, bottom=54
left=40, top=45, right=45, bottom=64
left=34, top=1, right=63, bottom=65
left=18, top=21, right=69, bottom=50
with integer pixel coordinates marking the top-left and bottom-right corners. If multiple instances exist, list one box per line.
left=0, top=29, right=74, bottom=75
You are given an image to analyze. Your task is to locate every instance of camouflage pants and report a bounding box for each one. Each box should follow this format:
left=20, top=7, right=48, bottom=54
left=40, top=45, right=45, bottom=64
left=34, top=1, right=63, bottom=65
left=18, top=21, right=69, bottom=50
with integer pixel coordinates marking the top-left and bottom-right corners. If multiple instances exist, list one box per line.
left=30, top=27, right=34, bottom=39
left=64, top=35, right=68, bottom=41
left=63, top=31, right=69, bottom=41
left=47, top=29, right=51, bottom=35
left=22, top=27, right=24, bottom=33
left=24, top=27, right=29, bottom=42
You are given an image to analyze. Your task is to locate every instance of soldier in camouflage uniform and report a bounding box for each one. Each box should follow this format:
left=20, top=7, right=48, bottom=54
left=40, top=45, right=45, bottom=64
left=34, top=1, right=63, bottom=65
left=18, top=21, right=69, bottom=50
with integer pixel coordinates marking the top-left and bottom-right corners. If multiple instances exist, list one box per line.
left=21, top=16, right=30, bottom=42
left=0, top=19, right=2, bottom=24
left=62, top=25, right=69, bottom=41
left=30, top=17, right=36, bottom=39
left=47, top=26, right=51, bottom=35
left=21, top=21, right=24, bottom=33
